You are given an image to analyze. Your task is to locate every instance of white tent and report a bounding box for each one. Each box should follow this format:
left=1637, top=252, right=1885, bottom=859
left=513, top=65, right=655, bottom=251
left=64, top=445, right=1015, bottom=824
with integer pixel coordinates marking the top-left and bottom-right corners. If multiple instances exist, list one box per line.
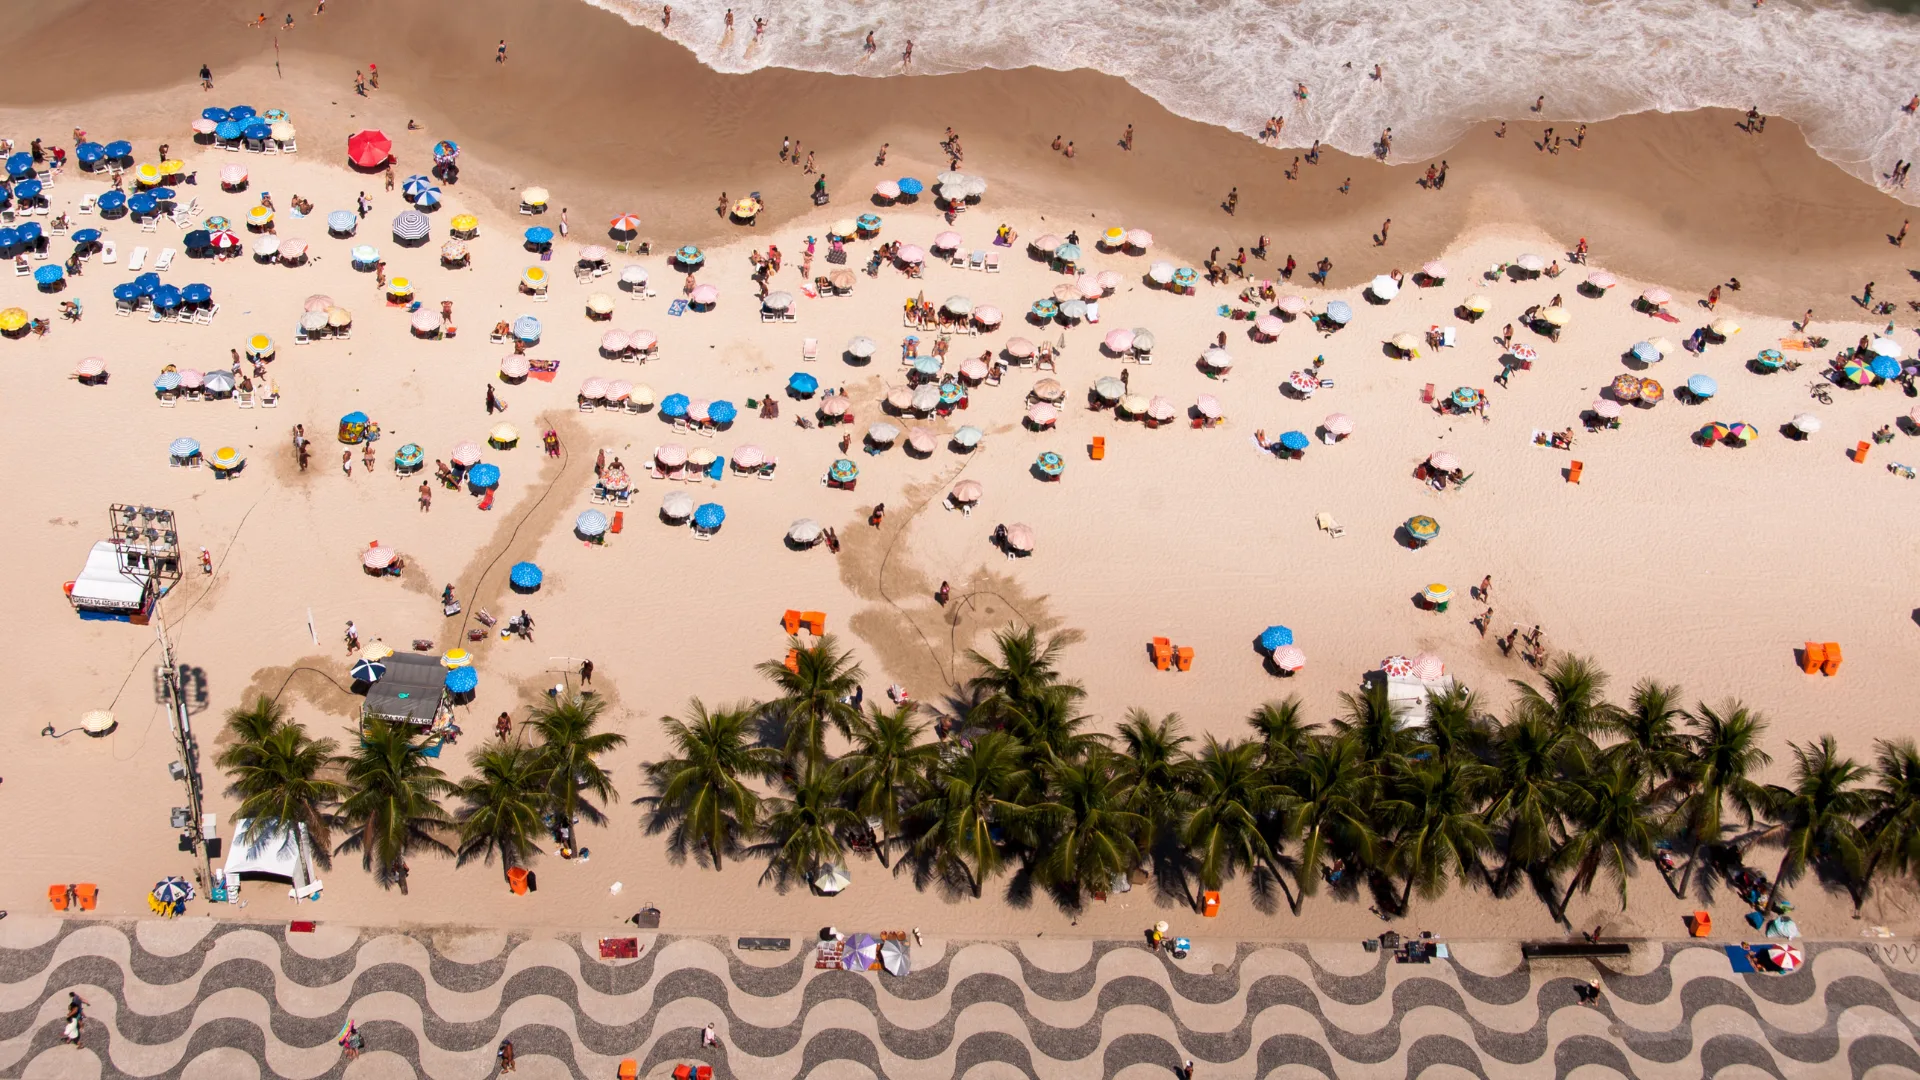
left=68, top=541, right=149, bottom=612
left=225, top=818, right=323, bottom=899
left=1381, top=674, right=1458, bottom=727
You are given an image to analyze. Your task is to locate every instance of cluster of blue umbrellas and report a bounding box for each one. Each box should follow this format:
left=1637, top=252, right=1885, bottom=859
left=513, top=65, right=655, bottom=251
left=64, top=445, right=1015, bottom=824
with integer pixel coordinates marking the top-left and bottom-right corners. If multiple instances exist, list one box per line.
left=402, top=175, right=442, bottom=209
left=73, top=142, right=105, bottom=166
left=0, top=222, right=44, bottom=251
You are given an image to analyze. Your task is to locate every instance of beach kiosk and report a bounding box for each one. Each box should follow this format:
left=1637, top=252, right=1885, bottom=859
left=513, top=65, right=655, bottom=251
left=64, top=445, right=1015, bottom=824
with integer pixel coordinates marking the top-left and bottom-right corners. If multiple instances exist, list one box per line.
left=360, top=652, right=455, bottom=754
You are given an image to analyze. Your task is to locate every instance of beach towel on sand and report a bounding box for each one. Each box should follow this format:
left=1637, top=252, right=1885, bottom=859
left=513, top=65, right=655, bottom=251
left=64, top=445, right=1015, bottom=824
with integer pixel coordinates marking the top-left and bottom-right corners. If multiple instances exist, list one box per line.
left=668, top=299, right=688, bottom=317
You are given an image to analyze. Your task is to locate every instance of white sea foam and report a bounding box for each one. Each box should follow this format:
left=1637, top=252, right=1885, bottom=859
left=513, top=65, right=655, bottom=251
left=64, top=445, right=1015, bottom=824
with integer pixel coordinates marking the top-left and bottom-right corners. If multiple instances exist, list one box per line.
left=588, top=0, right=1920, bottom=198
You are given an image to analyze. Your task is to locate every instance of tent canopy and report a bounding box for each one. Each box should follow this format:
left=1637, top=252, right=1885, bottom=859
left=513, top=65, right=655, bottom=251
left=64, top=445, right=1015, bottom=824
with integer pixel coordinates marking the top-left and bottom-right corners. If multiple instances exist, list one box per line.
left=361, top=653, right=446, bottom=725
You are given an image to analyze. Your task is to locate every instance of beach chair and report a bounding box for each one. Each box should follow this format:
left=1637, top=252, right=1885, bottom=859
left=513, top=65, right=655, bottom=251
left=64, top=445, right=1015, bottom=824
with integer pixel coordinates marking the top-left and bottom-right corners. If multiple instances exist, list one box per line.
left=949, top=249, right=966, bottom=268
left=1420, top=383, right=1434, bottom=404
left=141, top=216, right=157, bottom=233
left=77, top=194, right=95, bottom=215
left=74, top=883, right=98, bottom=911
left=282, top=136, right=297, bottom=153
left=1176, top=647, right=1194, bottom=672
left=154, top=247, right=175, bottom=271
left=100, top=240, right=117, bottom=264
left=50, top=217, right=67, bottom=236
left=783, top=609, right=803, bottom=634
left=1822, top=642, right=1842, bottom=676
left=758, top=456, right=778, bottom=480
left=294, top=324, right=309, bottom=344
left=195, top=303, right=217, bottom=325
left=1800, top=642, right=1824, bottom=674
left=984, top=252, right=1000, bottom=273
left=48, top=884, right=68, bottom=911
left=1566, top=460, right=1583, bottom=483
left=802, top=337, right=818, bottom=361
left=969, top=249, right=986, bottom=271
left=1090, top=435, right=1106, bottom=460
left=236, top=390, right=254, bottom=408
left=127, top=245, right=145, bottom=269
left=9, top=259, right=23, bottom=276
left=1151, top=637, right=1171, bottom=671
left=1316, top=511, right=1346, bottom=538
left=802, top=611, right=826, bottom=634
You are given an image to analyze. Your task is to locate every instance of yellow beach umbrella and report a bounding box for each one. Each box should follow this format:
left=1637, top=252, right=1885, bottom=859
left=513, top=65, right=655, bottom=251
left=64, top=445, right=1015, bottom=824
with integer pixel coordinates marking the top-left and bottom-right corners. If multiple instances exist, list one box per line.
left=450, top=213, right=478, bottom=233
left=441, top=648, right=472, bottom=669
left=490, top=422, right=520, bottom=444
left=1540, top=305, right=1570, bottom=326
left=159, top=159, right=185, bottom=175
left=1463, top=294, right=1490, bottom=313
left=247, top=205, right=273, bottom=224
left=628, top=383, right=655, bottom=406
left=358, top=642, right=394, bottom=661
left=387, top=277, right=412, bottom=296
left=523, top=266, right=547, bottom=287
left=209, top=447, right=242, bottom=470
left=1103, top=226, right=1126, bottom=245
left=521, top=187, right=550, bottom=207
left=136, top=162, right=160, bottom=184
left=0, top=308, right=28, bottom=331
left=248, top=334, right=274, bottom=357
left=327, top=306, right=352, bottom=327
left=586, top=292, right=614, bottom=314
left=1709, top=318, right=1741, bottom=336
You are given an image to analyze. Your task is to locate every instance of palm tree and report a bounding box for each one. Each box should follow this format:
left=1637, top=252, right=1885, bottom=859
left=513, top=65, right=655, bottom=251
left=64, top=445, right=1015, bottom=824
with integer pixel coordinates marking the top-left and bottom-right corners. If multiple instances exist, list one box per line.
left=840, top=703, right=938, bottom=865
left=1859, top=739, right=1920, bottom=909
left=756, top=635, right=865, bottom=768
left=760, top=767, right=863, bottom=886
left=1758, top=736, right=1868, bottom=912
left=1277, top=736, right=1377, bottom=908
left=909, top=731, right=1028, bottom=897
left=333, top=719, right=454, bottom=890
left=1384, top=757, right=1494, bottom=915
left=1004, top=684, right=1102, bottom=769
left=1333, top=682, right=1412, bottom=772
left=1246, top=698, right=1315, bottom=772
left=1482, top=716, right=1576, bottom=892
left=1512, top=654, right=1617, bottom=740
left=1552, top=759, right=1660, bottom=919
left=220, top=694, right=289, bottom=749
left=221, top=720, right=342, bottom=869
left=454, top=743, right=546, bottom=882
left=1669, top=700, right=1772, bottom=893
left=966, top=625, right=1084, bottom=718
left=1181, top=737, right=1280, bottom=910
left=1419, top=686, right=1492, bottom=764
left=641, top=699, right=782, bottom=870
left=527, top=692, right=627, bottom=831
left=1605, top=680, right=1691, bottom=797
left=1113, top=709, right=1194, bottom=833
left=1030, top=748, right=1148, bottom=901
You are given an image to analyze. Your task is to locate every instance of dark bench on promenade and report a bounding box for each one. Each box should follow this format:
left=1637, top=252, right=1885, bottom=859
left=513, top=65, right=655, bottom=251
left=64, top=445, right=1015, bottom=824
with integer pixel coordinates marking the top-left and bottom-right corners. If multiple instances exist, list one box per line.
left=1521, top=942, right=1632, bottom=960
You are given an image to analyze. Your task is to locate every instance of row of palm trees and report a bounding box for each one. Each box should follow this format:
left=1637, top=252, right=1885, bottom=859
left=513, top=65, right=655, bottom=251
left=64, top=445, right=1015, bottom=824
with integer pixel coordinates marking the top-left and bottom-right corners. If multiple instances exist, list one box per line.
left=641, top=629, right=1920, bottom=921
left=215, top=694, right=623, bottom=890
left=218, top=628, right=1920, bottom=923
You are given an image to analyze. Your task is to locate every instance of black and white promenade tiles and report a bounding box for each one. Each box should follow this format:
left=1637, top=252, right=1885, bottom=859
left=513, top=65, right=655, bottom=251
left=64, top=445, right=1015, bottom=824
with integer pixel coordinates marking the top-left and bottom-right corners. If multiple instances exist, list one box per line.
left=2, top=918, right=1917, bottom=1078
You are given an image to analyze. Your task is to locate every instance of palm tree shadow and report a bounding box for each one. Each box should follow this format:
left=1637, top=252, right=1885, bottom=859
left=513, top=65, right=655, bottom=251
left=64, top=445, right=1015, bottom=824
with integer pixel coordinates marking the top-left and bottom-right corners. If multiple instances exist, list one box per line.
left=1003, top=861, right=1042, bottom=911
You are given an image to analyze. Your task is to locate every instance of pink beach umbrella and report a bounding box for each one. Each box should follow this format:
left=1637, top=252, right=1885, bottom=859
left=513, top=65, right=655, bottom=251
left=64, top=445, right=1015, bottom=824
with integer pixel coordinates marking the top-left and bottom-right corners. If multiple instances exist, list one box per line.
left=604, top=380, right=633, bottom=402
left=579, top=244, right=610, bottom=263
left=1096, top=270, right=1124, bottom=291
left=1640, top=287, right=1670, bottom=306
left=690, top=284, right=718, bottom=305
left=1277, top=295, right=1308, bottom=315
left=192, top=118, right=217, bottom=134
left=1273, top=645, right=1306, bottom=672
left=731, top=445, right=765, bottom=469
left=1075, top=275, right=1103, bottom=299
left=655, top=444, right=689, bottom=467
left=1586, top=270, right=1617, bottom=289
left=499, top=355, right=531, bottom=379
left=1410, top=653, right=1445, bottom=681
left=1052, top=283, right=1082, bottom=304
left=1195, top=394, right=1221, bottom=419
left=1420, top=260, right=1448, bottom=282
left=279, top=237, right=309, bottom=259
left=959, top=358, right=990, bottom=381
left=1254, top=314, right=1285, bottom=337
left=1103, top=328, right=1135, bottom=353
left=1428, top=449, right=1460, bottom=471
left=600, top=329, right=631, bottom=353
left=578, top=378, right=608, bottom=400
left=907, top=428, right=937, bottom=454
left=628, top=329, right=658, bottom=350
left=932, top=231, right=963, bottom=251
left=1147, top=395, right=1177, bottom=421
left=687, top=399, right=712, bottom=422
left=1593, top=398, right=1623, bottom=419
left=885, top=387, right=915, bottom=411
left=1123, top=229, right=1152, bottom=250
left=450, top=441, right=483, bottom=466
left=177, top=368, right=204, bottom=388
left=875, top=180, right=900, bottom=200
left=305, top=294, right=335, bottom=312
left=895, top=245, right=926, bottom=264
left=1005, top=337, right=1036, bottom=359
left=973, top=305, right=1002, bottom=328
left=410, top=309, right=442, bottom=333
left=951, top=479, right=983, bottom=503
left=1031, top=234, right=1064, bottom=253
left=1027, top=402, right=1059, bottom=426
left=819, top=393, right=851, bottom=416
left=1323, top=413, right=1354, bottom=436
left=75, top=357, right=106, bottom=377
left=1381, top=655, right=1414, bottom=677
left=362, top=545, right=397, bottom=569
left=219, top=164, right=248, bottom=186
left=1002, top=523, right=1036, bottom=552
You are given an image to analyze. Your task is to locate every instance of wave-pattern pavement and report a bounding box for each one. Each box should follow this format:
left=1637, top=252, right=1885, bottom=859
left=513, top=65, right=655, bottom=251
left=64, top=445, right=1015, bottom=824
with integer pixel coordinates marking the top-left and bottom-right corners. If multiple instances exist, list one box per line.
left=2, top=920, right=1917, bottom=1077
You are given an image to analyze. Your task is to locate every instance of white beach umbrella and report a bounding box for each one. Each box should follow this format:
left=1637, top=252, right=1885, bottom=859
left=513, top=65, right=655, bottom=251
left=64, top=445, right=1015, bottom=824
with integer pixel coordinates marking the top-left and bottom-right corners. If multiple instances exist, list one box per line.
left=1369, top=274, right=1399, bottom=300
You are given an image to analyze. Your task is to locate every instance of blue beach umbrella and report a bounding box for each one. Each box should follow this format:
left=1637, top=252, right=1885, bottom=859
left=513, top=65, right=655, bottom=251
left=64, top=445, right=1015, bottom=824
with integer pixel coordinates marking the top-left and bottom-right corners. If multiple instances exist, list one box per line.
left=466, top=463, right=501, bottom=489
left=402, top=174, right=434, bottom=197
left=242, top=121, right=272, bottom=141
left=154, top=373, right=181, bottom=391
left=128, top=193, right=157, bottom=216
left=15, top=221, right=42, bottom=242
left=524, top=225, right=554, bottom=245
left=1324, top=301, right=1353, bottom=325
left=1687, top=374, right=1718, bottom=399
left=912, top=355, right=941, bottom=376
left=215, top=121, right=243, bottom=141
left=147, top=186, right=176, bottom=202
left=181, top=283, right=213, bottom=304
left=896, top=177, right=923, bottom=195
left=432, top=139, right=460, bottom=162
left=413, top=188, right=442, bottom=210
left=33, top=265, right=62, bottom=285
left=151, top=285, right=183, bottom=309
left=829, top=458, right=860, bottom=482
left=1258, top=625, right=1294, bottom=651
left=1870, top=355, right=1902, bottom=379
left=13, top=179, right=42, bottom=200
left=96, top=191, right=126, bottom=213
left=692, top=502, right=726, bottom=529
left=152, top=877, right=191, bottom=903
left=74, top=142, right=103, bottom=164
left=327, top=210, right=358, bottom=233
left=857, top=213, right=882, bottom=231
left=227, top=105, right=257, bottom=120
left=112, top=283, right=140, bottom=303
left=576, top=509, right=609, bottom=537
left=168, top=437, right=198, bottom=457
left=512, top=315, right=541, bottom=341
left=508, top=561, right=543, bottom=589
left=1055, top=243, right=1082, bottom=263
left=350, top=659, right=387, bottom=683
left=1036, top=451, right=1065, bottom=476
left=787, top=371, right=819, bottom=395
left=70, top=228, right=100, bottom=246
left=444, top=666, right=479, bottom=694
left=134, top=272, right=161, bottom=294
left=5, top=153, right=32, bottom=178
left=1278, top=430, right=1310, bottom=451
left=660, top=393, right=690, bottom=417
left=183, top=229, right=212, bottom=251
left=1630, top=341, right=1660, bottom=364
left=0, top=227, right=16, bottom=250
left=200, top=107, right=229, bottom=122
left=674, top=244, right=704, bottom=265
left=707, top=400, right=737, bottom=424
left=102, top=139, right=132, bottom=159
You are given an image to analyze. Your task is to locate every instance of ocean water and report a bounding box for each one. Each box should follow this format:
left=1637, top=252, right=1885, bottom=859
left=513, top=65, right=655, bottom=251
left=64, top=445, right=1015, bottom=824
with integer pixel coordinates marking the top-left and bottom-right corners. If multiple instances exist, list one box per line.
left=589, top=0, right=1920, bottom=195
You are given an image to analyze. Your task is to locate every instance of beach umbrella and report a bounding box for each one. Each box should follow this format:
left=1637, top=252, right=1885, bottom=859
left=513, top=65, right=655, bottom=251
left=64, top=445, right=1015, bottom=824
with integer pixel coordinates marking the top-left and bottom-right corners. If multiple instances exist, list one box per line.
left=1118, top=393, right=1149, bottom=416
left=445, top=667, right=479, bottom=694
left=867, top=421, right=900, bottom=445
left=1870, top=337, right=1903, bottom=359
left=673, top=244, right=704, bottom=267
left=932, top=230, right=963, bottom=251
left=129, top=192, right=159, bottom=217
left=652, top=491, right=692, bottom=521
left=1278, top=431, right=1310, bottom=452
left=153, top=372, right=181, bottom=392
left=1640, top=286, right=1670, bottom=306
left=498, top=354, right=532, bottom=380
left=578, top=377, right=609, bottom=401
left=1168, top=265, right=1195, bottom=288
left=1147, top=260, right=1175, bottom=284
left=576, top=510, right=610, bottom=537
left=579, top=244, right=611, bottom=264
left=897, top=428, right=931, bottom=453
left=12, top=181, right=42, bottom=203
left=620, top=265, right=649, bottom=287
left=402, top=174, right=434, bottom=198
left=450, top=441, right=483, bottom=466
left=829, top=218, right=859, bottom=239
left=413, top=189, right=443, bottom=210
left=1026, top=402, right=1059, bottom=426
left=1648, top=336, right=1677, bottom=358
left=846, top=335, right=877, bottom=359
left=1201, top=347, right=1233, bottom=370
left=887, top=385, right=916, bottom=411
left=1369, top=274, right=1400, bottom=300
left=945, top=479, right=985, bottom=507
left=1288, top=371, right=1321, bottom=396
left=467, top=463, right=501, bottom=489
left=731, top=445, right=765, bottom=469
left=5, top=152, right=32, bottom=178
left=1323, top=413, right=1354, bottom=436
left=1195, top=393, right=1222, bottom=419
left=911, top=356, right=943, bottom=379
left=897, top=176, right=924, bottom=195
left=1630, top=341, right=1661, bottom=364
left=362, top=545, right=397, bottom=569
left=787, top=371, right=819, bottom=396
left=391, top=210, right=430, bottom=241
left=212, top=121, right=241, bottom=141
left=1381, top=655, right=1414, bottom=677
left=1094, top=376, right=1125, bottom=401
left=1791, top=412, right=1822, bottom=434
left=203, top=371, right=235, bottom=393
left=513, top=315, right=542, bottom=341
left=1272, top=645, right=1306, bottom=672
left=33, top=264, right=62, bottom=285
left=409, top=309, right=442, bottom=334
left=1769, top=943, right=1802, bottom=972
left=826, top=458, right=860, bottom=484
left=153, top=877, right=191, bottom=904
left=1870, top=355, right=1902, bottom=380
left=75, top=141, right=105, bottom=164
left=1005, top=337, right=1037, bottom=359
left=112, top=283, right=141, bottom=304
left=346, top=129, right=392, bottom=167
left=70, top=228, right=101, bottom=247
left=1639, top=378, right=1665, bottom=403
left=1123, top=228, right=1153, bottom=250
left=818, top=394, right=851, bottom=417
left=654, top=444, right=689, bottom=467
left=219, top=165, right=247, bottom=188
left=1390, top=332, right=1422, bottom=354
left=762, top=291, right=794, bottom=312
left=1258, top=625, right=1294, bottom=651
left=586, top=292, right=616, bottom=315
left=1405, top=515, right=1440, bottom=542
left=1428, top=450, right=1460, bottom=471
left=1610, top=373, right=1643, bottom=400
left=895, top=244, right=926, bottom=265
left=394, top=444, right=424, bottom=470
left=176, top=368, right=204, bottom=389
left=509, top=562, right=543, bottom=589
left=152, top=285, right=184, bottom=309
left=1540, top=306, right=1570, bottom=327
left=1003, top=523, right=1035, bottom=551
left=1410, top=653, right=1445, bottom=680
left=598, top=329, right=631, bottom=355
left=857, top=213, right=883, bottom=232
left=525, top=226, right=555, bottom=246
left=1074, top=275, right=1103, bottom=300
left=942, top=294, right=973, bottom=315
left=1324, top=301, right=1353, bottom=325
left=1272, top=296, right=1309, bottom=318
left=1147, top=396, right=1177, bottom=421
left=972, top=304, right=1004, bottom=329
left=1057, top=243, right=1084, bottom=263
left=1515, top=254, right=1546, bottom=272
left=690, top=284, right=719, bottom=305
left=1592, top=398, right=1623, bottom=419
left=227, top=106, right=257, bottom=120
left=102, top=139, right=133, bottom=159
left=954, top=425, right=984, bottom=448
left=875, top=180, right=901, bottom=200
left=1708, top=318, right=1740, bottom=337
left=350, top=659, right=387, bottom=683
left=602, top=381, right=632, bottom=404
left=1423, top=583, right=1453, bottom=605
left=168, top=437, right=199, bottom=458
left=911, top=384, right=941, bottom=412
left=811, top=862, right=853, bottom=896
left=1421, top=260, right=1448, bottom=282
left=1840, top=359, right=1872, bottom=385
left=1687, top=374, right=1718, bottom=398
left=692, top=503, right=725, bottom=530
left=1031, top=378, right=1065, bottom=402
left=880, top=938, right=912, bottom=976
left=1727, top=422, right=1757, bottom=442
left=75, top=357, right=105, bottom=378
left=1586, top=270, right=1616, bottom=290
left=1254, top=314, right=1285, bottom=337
left=1095, top=270, right=1124, bottom=292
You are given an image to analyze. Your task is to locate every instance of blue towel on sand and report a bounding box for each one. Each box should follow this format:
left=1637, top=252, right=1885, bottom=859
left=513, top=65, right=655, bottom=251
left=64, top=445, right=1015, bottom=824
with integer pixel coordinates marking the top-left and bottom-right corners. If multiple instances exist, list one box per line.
left=668, top=299, right=687, bottom=317
left=1724, top=945, right=1757, bottom=973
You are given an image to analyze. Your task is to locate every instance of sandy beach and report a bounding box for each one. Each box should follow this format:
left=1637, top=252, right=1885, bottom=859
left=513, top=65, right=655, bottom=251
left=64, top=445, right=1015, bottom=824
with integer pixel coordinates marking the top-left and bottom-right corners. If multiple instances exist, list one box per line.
left=4, top=0, right=1920, bottom=968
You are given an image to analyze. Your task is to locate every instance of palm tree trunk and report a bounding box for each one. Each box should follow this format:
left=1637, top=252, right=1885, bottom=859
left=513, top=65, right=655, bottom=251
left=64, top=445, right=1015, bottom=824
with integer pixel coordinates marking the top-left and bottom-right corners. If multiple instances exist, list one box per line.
left=1854, top=849, right=1884, bottom=911
left=1765, top=849, right=1793, bottom=917
left=1399, top=875, right=1415, bottom=917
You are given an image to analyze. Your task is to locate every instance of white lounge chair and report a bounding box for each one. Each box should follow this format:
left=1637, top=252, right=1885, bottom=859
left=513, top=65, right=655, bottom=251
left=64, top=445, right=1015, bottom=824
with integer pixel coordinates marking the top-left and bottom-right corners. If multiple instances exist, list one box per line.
left=802, top=338, right=817, bottom=361
left=969, top=250, right=985, bottom=271
left=154, top=247, right=175, bottom=271
left=76, top=195, right=95, bottom=215
left=984, top=252, right=1000, bottom=273
left=126, top=246, right=145, bottom=270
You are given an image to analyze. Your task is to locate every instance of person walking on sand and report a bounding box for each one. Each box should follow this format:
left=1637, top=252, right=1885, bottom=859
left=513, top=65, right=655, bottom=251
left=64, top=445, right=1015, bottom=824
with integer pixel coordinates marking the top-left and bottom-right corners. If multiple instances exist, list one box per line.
left=1898, top=219, right=1910, bottom=246
left=345, top=621, right=360, bottom=652
left=1706, top=285, right=1720, bottom=310
left=200, top=63, right=213, bottom=90
left=497, top=1039, right=516, bottom=1073
left=1479, top=575, right=1492, bottom=601
left=342, top=450, right=352, bottom=477
left=864, top=30, right=875, bottom=54
left=1122, top=123, right=1133, bottom=150
left=903, top=39, right=914, bottom=67
left=875, top=143, right=888, bottom=165
left=1377, top=218, right=1390, bottom=245
left=936, top=581, right=950, bottom=605
left=496, top=39, right=508, bottom=62
left=1800, top=308, right=1813, bottom=332
left=1224, top=186, right=1237, bottom=214
left=580, top=658, right=594, bottom=686
left=1338, top=177, right=1350, bottom=194
left=418, top=481, right=432, bottom=511
left=368, top=61, right=378, bottom=88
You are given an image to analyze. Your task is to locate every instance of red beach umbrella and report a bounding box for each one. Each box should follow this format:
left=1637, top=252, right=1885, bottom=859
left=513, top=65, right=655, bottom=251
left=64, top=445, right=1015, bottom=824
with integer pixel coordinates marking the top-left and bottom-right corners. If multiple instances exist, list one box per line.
left=346, top=129, right=393, bottom=168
